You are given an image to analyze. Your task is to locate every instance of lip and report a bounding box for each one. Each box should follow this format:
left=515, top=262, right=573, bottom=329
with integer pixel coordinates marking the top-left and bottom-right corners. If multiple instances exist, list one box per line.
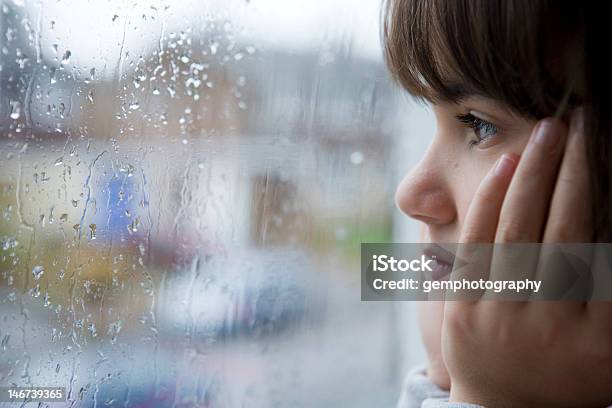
left=422, top=244, right=456, bottom=265
left=422, top=244, right=456, bottom=281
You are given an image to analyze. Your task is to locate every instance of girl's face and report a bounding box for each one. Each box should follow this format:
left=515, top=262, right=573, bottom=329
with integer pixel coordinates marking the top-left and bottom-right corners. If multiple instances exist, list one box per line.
left=395, top=95, right=538, bottom=243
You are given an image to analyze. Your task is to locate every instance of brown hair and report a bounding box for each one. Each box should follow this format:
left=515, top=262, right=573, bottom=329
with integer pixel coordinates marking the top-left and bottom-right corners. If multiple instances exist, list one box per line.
left=382, top=0, right=612, bottom=241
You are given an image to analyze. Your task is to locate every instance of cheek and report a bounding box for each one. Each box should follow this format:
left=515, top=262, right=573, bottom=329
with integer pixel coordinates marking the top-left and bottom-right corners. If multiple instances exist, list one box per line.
left=451, top=154, right=499, bottom=228
left=451, top=135, right=530, bottom=229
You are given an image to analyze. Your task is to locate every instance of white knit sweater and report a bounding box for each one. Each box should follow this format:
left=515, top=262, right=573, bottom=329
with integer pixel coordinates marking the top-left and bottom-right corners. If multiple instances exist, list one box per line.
left=396, top=364, right=483, bottom=408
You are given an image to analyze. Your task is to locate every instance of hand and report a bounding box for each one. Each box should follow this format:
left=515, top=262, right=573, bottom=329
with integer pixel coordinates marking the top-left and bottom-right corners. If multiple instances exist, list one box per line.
left=419, top=301, right=450, bottom=390
left=442, top=110, right=612, bottom=407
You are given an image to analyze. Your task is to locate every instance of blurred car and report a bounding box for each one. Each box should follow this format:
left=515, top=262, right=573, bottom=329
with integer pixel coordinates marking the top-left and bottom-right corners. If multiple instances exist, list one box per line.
left=157, top=246, right=324, bottom=342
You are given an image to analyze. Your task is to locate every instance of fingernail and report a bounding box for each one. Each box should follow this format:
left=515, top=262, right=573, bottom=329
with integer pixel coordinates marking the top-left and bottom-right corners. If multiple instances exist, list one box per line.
left=494, top=154, right=516, bottom=177
left=533, top=119, right=560, bottom=150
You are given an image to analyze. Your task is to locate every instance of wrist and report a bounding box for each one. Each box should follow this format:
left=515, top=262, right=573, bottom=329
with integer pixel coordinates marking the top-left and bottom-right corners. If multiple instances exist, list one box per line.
left=449, top=385, right=523, bottom=408
left=426, top=361, right=451, bottom=390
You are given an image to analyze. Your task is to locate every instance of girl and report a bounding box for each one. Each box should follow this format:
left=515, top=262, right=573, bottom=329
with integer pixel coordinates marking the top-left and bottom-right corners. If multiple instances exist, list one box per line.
left=383, top=1, right=612, bottom=407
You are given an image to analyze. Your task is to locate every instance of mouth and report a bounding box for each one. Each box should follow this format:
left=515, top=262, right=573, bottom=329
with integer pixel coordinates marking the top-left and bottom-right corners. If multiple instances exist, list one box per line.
left=422, top=244, right=455, bottom=281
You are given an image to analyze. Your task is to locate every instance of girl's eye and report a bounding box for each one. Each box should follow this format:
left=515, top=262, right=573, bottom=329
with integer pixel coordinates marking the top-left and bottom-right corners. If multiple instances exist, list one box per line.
left=456, top=113, right=499, bottom=148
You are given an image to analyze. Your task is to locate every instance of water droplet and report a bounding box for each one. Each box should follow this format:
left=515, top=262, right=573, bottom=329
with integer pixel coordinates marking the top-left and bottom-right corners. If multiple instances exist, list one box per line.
left=9, top=100, right=21, bottom=119
left=127, top=217, right=140, bottom=233
left=71, top=199, right=79, bottom=207
left=112, top=14, right=119, bottom=22
left=129, top=102, right=140, bottom=111
left=54, top=157, right=63, bottom=166
left=90, top=67, right=96, bottom=81
left=30, top=284, right=41, bottom=298
left=61, top=50, right=71, bottom=64
left=185, top=77, right=201, bottom=88
left=210, top=41, right=219, bottom=55
left=32, top=265, right=44, bottom=280
left=89, top=224, right=97, bottom=240
left=60, top=213, right=68, bottom=222
left=2, top=237, right=13, bottom=250
left=1, top=334, right=9, bottom=351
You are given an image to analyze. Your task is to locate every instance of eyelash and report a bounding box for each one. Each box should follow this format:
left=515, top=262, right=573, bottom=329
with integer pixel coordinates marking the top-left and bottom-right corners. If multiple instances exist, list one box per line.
left=456, top=113, right=499, bottom=148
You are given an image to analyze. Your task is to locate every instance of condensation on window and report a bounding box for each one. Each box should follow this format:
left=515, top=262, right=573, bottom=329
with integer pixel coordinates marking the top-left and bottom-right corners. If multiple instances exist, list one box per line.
left=0, top=0, right=413, bottom=406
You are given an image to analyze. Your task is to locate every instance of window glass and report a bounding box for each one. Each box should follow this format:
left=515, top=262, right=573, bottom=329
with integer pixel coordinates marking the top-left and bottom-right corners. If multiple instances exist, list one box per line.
left=0, top=1, right=420, bottom=406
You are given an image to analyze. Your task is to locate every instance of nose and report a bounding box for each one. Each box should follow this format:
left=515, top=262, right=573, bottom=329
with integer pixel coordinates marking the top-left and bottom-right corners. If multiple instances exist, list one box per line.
left=395, top=147, right=456, bottom=226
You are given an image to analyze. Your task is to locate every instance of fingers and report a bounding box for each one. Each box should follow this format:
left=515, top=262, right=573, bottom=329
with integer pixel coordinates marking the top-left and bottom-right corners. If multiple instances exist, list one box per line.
left=495, top=119, right=568, bottom=243
left=534, top=110, right=591, bottom=310
left=543, top=109, right=592, bottom=243
left=459, top=154, right=519, bottom=244
left=486, top=119, right=568, bottom=296
left=450, top=154, right=517, bottom=302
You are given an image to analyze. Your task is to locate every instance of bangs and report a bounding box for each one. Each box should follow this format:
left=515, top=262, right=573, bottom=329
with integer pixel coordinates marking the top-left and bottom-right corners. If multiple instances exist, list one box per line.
left=382, top=0, right=583, bottom=118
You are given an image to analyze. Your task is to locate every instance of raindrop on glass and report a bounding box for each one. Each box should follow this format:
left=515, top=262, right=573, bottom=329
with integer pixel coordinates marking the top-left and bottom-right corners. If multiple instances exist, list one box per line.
left=9, top=101, right=21, bottom=119
left=32, top=265, right=44, bottom=280
left=61, top=50, right=71, bottom=64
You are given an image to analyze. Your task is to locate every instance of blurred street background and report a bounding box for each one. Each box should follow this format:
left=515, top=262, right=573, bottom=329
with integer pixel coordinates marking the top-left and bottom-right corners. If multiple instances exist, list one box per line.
left=0, top=0, right=433, bottom=406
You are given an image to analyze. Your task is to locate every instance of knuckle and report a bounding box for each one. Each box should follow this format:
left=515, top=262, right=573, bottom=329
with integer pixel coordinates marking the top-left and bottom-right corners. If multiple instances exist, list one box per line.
left=556, top=173, right=580, bottom=188
left=516, top=160, right=541, bottom=181
left=459, top=229, right=486, bottom=244
left=474, top=187, right=500, bottom=208
left=536, top=320, right=564, bottom=349
left=444, top=303, right=475, bottom=335
left=497, top=219, right=527, bottom=242
left=545, top=224, right=574, bottom=242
